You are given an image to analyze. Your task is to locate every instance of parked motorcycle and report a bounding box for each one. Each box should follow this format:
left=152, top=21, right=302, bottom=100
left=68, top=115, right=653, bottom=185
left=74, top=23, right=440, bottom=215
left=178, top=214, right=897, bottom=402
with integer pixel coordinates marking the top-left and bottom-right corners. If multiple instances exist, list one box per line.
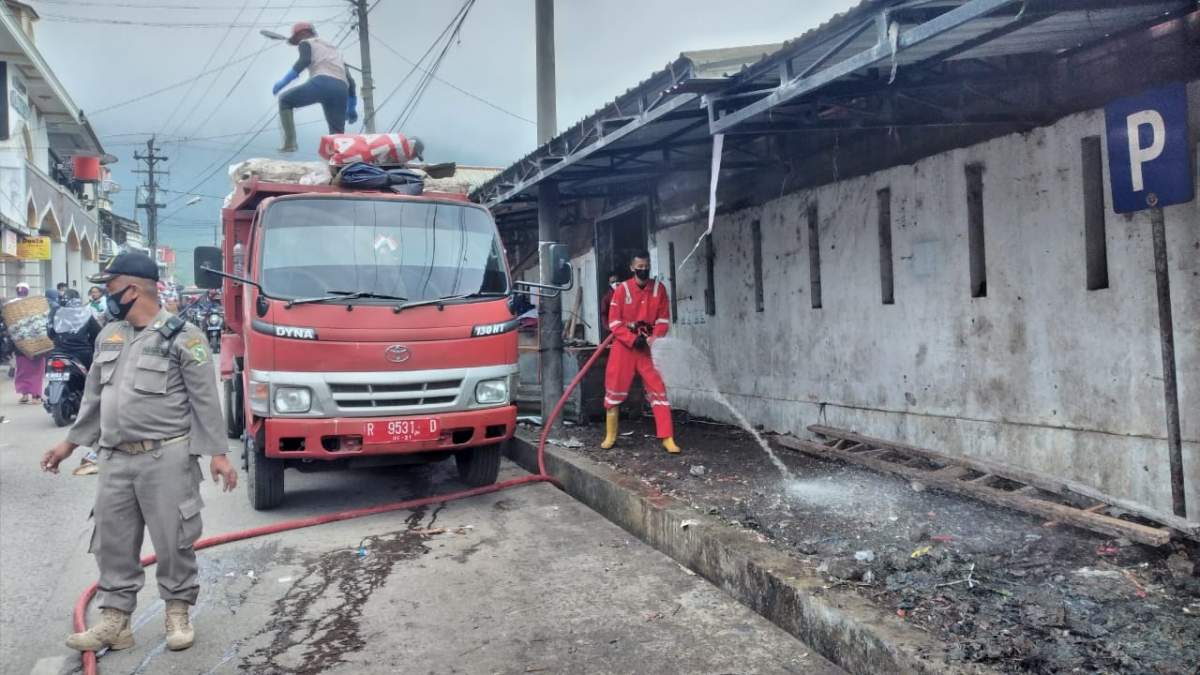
left=43, top=352, right=88, bottom=427
left=0, top=314, right=14, bottom=378
left=205, top=307, right=223, bottom=353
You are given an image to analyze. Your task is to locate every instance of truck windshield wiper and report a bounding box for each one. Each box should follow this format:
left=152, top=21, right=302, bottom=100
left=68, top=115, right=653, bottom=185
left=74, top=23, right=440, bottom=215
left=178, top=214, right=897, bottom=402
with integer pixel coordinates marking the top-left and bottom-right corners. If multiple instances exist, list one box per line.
left=286, top=290, right=408, bottom=308
left=392, top=291, right=507, bottom=313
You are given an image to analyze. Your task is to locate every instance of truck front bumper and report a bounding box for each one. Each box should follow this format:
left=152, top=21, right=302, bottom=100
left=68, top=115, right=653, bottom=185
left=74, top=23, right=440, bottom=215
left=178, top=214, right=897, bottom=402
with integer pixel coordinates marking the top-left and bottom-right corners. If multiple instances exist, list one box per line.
left=262, top=405, right=517, bottom=460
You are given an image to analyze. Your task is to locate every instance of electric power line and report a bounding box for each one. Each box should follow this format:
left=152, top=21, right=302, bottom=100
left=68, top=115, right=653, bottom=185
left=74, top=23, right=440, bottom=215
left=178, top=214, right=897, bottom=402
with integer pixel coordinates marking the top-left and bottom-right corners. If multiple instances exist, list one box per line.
left=390, top=0, right=478, bottom=132
left=38, top=13, right=322, bottom=28
left=32, top=0, right=341, bottom=8
left=370, top=31, right=534, bottom=126
left=158, top=0, right=254, bottom=137
left=371, top=0, right=473, bottom=128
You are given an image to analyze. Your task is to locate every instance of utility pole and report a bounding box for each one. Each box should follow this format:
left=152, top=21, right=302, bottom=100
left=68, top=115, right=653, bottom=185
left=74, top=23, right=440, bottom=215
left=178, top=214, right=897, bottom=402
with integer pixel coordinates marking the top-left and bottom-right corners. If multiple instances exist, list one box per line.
left=534, top=0, right=563, bottom=433
left=352, top=0, right=377, bottom=133
left=134, top=136, right=167, bottom=254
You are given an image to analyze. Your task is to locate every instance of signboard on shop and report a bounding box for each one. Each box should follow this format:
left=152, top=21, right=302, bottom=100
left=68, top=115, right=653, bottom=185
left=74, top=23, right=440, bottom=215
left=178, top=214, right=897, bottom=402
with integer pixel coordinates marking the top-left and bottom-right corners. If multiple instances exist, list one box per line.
left=17, top=235, right=51, bottom=260
left=1, top=229, right=17, bottom=257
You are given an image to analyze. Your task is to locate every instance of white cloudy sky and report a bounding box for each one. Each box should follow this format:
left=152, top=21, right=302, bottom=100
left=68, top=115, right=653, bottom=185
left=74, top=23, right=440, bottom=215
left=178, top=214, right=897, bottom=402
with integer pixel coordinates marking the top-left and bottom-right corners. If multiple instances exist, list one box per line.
left=31, top=0, right=852, bottom=272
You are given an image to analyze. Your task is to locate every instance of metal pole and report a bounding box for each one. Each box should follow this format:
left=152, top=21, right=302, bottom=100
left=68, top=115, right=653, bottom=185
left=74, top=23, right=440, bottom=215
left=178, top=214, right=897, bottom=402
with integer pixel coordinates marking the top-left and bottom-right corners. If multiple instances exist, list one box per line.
left=534, top=0, right=556, bottom=144
left=535, top=0, right=562, bottom=431
left=134, top=136, right=166, bottom=254
left=1149, top=207, right=1186, bottom=517
left=353, top=0, right=377, bottom=133
left=538, top=182, right=563, bottom=432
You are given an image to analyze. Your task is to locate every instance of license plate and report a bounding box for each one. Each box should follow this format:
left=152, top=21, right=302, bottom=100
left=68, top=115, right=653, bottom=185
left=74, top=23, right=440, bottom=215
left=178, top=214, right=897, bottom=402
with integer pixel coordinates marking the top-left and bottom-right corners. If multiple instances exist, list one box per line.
left=363, top=418, right=440, bottom=444
left=46, top=372, right=69, bottom=382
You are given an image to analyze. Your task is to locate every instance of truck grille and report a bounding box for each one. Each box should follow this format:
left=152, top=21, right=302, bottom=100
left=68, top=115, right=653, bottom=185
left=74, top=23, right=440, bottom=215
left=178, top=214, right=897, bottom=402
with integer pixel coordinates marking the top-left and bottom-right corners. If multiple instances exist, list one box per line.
left=329, top=379, right=462, bottom=410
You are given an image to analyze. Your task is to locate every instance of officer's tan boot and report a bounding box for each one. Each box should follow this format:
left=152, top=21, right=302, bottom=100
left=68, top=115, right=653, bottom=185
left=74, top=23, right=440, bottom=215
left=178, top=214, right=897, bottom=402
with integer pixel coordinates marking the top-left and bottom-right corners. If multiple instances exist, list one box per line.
left=600, top=407, right=619, bottom=449
left=66, top=607, right=134, bottom=652
left=164, top=600, right=195, bottom=651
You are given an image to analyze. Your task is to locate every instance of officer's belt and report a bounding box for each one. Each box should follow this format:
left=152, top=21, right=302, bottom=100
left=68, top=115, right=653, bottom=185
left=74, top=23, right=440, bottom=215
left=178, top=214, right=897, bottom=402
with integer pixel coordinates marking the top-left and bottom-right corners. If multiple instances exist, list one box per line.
left=112, top=435, right=188, bottom=454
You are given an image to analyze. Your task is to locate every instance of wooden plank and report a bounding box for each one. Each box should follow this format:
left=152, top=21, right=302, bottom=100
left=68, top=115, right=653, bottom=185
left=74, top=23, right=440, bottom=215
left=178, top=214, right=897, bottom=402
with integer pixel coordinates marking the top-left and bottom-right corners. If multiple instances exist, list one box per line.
left=777, top=435, right=1172, bottom=547
left=931, top=465, right=970, bottom=480
left=1084, top=503, right=1108, bottom=514
left=807, top=425, right=1200, bottom=541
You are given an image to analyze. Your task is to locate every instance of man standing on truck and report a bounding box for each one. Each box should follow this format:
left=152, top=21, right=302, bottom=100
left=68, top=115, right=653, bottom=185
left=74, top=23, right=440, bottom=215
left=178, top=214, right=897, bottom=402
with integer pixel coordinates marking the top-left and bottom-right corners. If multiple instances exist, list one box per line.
left=271, top=21, right=358, bottom=152
left=600, top=251, right=682, bottom=454
left=40, top=251, right=239, bottom=654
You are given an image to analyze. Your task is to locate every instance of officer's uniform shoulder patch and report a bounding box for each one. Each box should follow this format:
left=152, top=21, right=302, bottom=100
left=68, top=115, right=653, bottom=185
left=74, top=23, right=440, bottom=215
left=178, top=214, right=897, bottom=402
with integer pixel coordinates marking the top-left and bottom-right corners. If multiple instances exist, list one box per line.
left=183, top=335, right=210, bottom=364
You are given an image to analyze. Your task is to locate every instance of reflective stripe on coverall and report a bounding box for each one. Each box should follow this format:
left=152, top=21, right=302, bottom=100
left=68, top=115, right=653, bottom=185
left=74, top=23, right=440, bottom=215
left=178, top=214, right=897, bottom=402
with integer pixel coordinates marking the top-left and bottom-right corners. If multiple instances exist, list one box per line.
left=604, top=278, right=673, bottom=438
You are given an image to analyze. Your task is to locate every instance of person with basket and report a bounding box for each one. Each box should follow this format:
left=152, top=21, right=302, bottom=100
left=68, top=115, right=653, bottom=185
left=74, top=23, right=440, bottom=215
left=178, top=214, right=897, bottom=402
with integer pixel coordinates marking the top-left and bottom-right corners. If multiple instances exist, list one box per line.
left=7, top=283, right=46, bottom=404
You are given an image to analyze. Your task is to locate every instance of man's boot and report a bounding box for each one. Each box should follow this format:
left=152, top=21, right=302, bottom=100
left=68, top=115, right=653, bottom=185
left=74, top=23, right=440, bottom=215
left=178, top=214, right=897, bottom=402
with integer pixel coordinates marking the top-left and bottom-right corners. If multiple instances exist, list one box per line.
left=66, top=607, right=134, bottom=652
left=600, top=407, right=619, bottom=449
left=662, top=437, right=682, bottom=454
left=278, top=107, right=298, bottom=153
left=164, top=600, right=195, bottom=651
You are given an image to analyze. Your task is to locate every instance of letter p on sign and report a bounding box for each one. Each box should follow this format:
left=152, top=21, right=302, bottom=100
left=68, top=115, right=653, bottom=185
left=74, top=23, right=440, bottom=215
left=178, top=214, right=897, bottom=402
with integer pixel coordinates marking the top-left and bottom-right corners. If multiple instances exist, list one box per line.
left=1105, top=83, right=1193, bottom=214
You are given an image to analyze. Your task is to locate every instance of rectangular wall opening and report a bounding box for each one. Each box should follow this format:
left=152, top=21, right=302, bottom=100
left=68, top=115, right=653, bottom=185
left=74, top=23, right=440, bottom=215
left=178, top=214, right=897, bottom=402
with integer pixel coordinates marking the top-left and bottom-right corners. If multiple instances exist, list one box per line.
left=877, top=187, right=894, bottom=305
left=704, top=235, right=716, bottom=316
left=1081, top=136, right=1109, bottom=291
left=667, top=241, right=678, bottom=322
left=965, top=164, right=987, bottom=298
left=807, top=202, right=822, bottom=309
left=751, top=220, right=764, bottom=312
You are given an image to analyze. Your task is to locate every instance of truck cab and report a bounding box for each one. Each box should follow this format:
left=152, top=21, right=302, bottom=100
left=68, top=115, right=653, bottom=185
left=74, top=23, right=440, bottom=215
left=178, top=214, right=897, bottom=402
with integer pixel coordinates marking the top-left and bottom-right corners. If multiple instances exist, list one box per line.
left=196, top=178, right=568, bottom=509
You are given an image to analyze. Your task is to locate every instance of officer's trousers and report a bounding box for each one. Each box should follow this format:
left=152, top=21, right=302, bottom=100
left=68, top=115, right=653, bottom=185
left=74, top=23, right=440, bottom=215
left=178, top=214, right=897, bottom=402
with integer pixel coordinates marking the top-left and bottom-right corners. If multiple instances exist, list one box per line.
left=91, top=444, right=204, bottom=613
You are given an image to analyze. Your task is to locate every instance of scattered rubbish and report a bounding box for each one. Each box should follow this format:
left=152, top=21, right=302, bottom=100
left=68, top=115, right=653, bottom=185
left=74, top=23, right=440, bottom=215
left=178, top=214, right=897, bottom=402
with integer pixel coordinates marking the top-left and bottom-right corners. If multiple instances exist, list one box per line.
left=910, top=481, right=926, bottom=493
left=1096, top=545, right=1120, bottom=556
left=620, top=431, right=636, bottom=437
left=357, top=537, right=370, bottom=559
left=1072, top=567, right=1122, bottom=579
left=550, top=436, right=584, bottom=449
left=643, top=611, right=663, bottom=622
left=1165, top=552, right=1193, bottom=578
left=930, top=535, right=955, bottom=543
left=453, top=525, right=475, bottom=535
left=680, top=519, right=700, bottom=529
left=910, top=545, right=933, bottom=559
left=689, top=464, right=707, bottom=477
left=277, top=577, right=293, bottom=584
left=245, top=570, right=255, bottom=578
left=854, top=549, right=876, bottom=563
left=863, top=569, right=876, bottom=584
left=896, top=609, right=908, bottom=618
left=411, top=528, right=447, bottom=536
left=1114, top=537, right=1132, bottom=547
left=678, top=564, right=696, bottom=576
left=517, top=415, right=543, bottom=426
left=224, top=572, right=236, bottom=577
left=1122, top=569, right=1148, bottom=598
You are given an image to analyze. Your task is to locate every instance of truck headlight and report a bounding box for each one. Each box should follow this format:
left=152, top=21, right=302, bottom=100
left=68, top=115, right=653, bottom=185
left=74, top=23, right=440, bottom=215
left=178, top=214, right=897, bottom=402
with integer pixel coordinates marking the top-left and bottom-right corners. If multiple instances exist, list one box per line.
left=475, top=379, right=509, bottom=404
left=274, top=386, right=312, bottom=413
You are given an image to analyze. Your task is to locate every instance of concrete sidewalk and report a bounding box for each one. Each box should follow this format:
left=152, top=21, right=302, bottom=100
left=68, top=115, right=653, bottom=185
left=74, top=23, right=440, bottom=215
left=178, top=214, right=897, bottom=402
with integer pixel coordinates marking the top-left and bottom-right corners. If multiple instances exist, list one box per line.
left=42, top=462, right=839, bottom=675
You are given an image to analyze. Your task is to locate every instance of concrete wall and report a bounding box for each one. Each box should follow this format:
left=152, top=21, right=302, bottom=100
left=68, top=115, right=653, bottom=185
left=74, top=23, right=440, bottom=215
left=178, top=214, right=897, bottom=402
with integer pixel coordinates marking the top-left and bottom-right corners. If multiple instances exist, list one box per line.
left=655, top=87, right=1200, bottom=518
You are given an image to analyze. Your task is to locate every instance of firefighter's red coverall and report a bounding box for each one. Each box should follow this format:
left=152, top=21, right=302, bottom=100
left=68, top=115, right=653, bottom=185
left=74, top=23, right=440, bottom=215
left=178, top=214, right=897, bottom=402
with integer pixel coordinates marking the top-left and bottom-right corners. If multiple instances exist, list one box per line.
left=604, top=277, right=673, bottom=438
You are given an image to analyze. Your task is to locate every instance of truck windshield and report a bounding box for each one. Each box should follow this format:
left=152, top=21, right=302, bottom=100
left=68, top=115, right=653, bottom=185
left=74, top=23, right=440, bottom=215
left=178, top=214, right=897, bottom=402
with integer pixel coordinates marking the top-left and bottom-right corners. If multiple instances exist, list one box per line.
left=259, top=198, right=509, bottom=302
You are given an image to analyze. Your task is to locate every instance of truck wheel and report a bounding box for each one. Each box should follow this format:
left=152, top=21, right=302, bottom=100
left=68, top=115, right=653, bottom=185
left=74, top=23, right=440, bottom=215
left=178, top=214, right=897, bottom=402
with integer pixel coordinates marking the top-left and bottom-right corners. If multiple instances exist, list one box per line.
left=246, top=430, right=285, bottom=510
left=224, top=378, right=244, bottom=439
left=455, top=443, right=502, bottom=487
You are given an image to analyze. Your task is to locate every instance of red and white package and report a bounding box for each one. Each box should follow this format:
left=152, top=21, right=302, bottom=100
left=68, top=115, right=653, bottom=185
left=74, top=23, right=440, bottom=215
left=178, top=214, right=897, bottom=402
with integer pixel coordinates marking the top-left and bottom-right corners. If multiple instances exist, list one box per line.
left=318, top=133, right=421, bottom=166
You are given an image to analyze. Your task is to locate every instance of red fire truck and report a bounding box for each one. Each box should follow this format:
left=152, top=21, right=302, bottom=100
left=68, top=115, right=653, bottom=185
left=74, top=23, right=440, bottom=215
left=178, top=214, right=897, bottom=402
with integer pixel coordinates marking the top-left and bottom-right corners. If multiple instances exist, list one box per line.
left=195, top=175, right=569, bottom=509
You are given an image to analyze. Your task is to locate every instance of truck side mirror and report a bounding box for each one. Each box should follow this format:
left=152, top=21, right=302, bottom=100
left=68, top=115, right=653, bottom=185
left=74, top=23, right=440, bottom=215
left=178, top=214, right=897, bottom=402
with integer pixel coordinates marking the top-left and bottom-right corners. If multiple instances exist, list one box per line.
left=194, top=246, right=223, bottom=289
left=549, top=243, right=571, bottom=288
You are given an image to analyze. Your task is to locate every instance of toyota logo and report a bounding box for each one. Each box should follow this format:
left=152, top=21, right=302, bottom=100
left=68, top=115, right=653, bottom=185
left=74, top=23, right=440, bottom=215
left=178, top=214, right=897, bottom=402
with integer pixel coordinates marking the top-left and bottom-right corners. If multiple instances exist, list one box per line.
left=384, top=345, right=411, bottom=363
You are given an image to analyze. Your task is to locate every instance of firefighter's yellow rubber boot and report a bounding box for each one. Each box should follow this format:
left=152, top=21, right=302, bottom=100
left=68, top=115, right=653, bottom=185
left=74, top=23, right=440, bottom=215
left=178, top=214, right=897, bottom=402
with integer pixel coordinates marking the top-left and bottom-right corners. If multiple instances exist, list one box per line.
left=600, top=407, right=619, bottom=449
left=662, top=437, right=682, bottom=454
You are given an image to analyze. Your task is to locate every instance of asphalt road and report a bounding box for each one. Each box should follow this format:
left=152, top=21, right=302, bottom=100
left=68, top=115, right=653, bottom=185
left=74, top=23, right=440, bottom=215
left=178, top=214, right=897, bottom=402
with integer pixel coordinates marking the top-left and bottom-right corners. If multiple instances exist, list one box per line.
left=0, top=375, right=840, bottom=675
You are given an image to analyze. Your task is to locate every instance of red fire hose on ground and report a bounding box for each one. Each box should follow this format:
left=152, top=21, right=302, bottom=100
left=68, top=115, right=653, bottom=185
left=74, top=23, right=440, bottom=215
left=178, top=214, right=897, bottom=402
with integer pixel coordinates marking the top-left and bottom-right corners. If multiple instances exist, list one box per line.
left=75, top=335, right=616, bottom=675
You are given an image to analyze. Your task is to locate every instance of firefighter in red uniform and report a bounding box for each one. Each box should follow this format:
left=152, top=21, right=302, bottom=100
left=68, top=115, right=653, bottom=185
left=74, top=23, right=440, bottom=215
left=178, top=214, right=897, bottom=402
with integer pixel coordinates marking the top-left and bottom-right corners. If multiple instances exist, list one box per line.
left=601, top=251, right=682, bottom=454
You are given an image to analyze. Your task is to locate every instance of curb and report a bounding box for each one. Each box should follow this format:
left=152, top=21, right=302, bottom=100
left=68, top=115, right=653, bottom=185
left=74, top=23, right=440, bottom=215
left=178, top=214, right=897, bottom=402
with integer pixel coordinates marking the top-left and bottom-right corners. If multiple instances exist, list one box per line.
left=508, top=437, right=997, bottom=675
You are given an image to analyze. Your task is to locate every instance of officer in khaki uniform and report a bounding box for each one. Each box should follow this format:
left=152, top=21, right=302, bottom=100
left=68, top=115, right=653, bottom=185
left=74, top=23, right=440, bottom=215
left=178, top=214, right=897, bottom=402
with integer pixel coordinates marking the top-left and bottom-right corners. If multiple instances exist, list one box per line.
left=42, top=251, right=238, bottom=654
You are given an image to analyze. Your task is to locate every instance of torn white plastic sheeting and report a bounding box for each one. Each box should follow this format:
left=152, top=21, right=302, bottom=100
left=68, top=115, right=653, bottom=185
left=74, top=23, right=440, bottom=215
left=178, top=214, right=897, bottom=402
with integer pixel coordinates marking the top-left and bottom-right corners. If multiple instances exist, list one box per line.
left=677, top=133, right=724, bottom=270
left=887, top=21, right=900, bottom=85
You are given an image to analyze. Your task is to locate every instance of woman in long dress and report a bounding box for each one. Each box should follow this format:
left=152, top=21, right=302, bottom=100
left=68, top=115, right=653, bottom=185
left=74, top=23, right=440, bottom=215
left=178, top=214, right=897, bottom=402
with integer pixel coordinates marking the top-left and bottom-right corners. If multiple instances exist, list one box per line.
left=10, top=283, right=46, bottom=404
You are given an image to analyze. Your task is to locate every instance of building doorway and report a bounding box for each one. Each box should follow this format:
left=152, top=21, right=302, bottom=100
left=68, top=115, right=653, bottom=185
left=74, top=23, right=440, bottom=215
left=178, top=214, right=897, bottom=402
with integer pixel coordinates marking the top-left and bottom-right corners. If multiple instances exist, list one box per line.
left=594, top=199, right=648, bottom=335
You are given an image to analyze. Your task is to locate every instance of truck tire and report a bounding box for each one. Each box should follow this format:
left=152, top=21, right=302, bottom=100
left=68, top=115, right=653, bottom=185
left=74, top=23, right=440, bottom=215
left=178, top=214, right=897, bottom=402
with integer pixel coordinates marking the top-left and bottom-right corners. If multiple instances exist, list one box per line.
left=224, top=378, right=244, bottom=439
left=455, top=443, right=502, bottom=487
left=246, top=430, right=285, bottom=510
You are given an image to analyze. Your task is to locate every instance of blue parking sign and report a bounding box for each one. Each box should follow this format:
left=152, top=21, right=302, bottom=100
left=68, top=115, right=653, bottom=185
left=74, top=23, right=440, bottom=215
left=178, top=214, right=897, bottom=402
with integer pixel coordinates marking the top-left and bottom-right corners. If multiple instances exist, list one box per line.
left=1105, top=83, right=1193, bottom=214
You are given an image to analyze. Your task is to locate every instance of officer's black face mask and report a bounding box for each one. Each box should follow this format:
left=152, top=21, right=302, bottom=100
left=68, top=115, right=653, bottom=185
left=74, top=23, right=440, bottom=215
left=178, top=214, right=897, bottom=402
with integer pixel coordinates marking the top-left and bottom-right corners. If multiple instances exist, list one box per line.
left=633, top=268, right=651, bottom=281
left=107, top=285, right=137, bottom=321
